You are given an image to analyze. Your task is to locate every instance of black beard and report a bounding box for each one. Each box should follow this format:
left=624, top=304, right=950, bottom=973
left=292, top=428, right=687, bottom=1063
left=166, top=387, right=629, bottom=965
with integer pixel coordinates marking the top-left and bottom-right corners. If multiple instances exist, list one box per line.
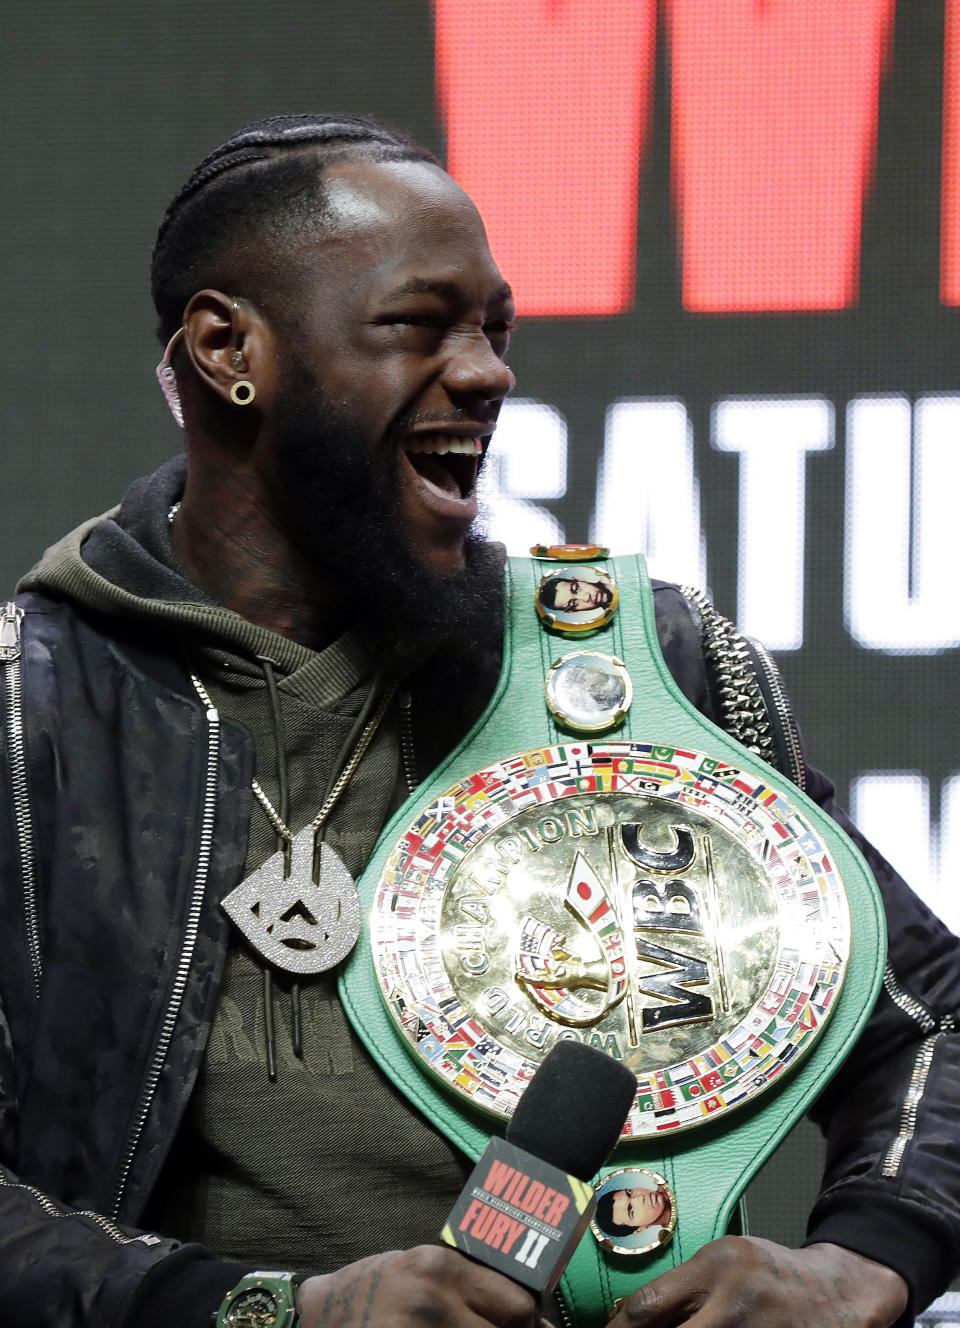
left=271, top=359, right=503, bottom=680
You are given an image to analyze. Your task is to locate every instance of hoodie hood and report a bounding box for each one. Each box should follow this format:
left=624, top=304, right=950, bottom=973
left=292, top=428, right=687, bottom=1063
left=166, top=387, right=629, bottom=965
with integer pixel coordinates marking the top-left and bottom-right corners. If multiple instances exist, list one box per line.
left=18, top=455, right=333, bottom=678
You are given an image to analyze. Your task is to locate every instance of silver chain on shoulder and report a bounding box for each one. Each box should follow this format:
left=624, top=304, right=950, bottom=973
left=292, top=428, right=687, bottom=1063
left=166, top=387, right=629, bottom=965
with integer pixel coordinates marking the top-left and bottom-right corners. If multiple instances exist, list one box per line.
left=679, top=585, right=776, bottom=766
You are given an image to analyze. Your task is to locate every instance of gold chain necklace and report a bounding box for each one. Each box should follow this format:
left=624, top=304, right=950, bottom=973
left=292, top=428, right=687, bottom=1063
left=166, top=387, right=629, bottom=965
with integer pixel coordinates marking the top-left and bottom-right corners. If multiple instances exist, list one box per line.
left=250, top=685, right=396, bottom=841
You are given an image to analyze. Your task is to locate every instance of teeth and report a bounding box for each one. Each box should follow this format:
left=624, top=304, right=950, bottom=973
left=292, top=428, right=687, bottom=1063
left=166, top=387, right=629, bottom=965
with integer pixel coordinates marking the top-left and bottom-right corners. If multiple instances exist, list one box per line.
left=405, top=434, right=482, bottom=456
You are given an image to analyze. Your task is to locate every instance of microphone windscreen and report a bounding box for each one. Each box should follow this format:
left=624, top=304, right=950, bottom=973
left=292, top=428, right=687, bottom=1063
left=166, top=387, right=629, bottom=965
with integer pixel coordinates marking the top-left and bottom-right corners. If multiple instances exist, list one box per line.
left=505, top=1041, right=637, bottom=1180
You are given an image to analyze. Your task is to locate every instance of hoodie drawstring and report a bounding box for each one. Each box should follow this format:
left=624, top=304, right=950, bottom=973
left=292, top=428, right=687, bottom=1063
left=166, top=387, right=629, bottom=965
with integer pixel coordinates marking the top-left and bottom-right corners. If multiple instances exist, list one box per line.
left=257, top=656, right=388, bottom=1082
left=259, top=657, right=290, bottom=1077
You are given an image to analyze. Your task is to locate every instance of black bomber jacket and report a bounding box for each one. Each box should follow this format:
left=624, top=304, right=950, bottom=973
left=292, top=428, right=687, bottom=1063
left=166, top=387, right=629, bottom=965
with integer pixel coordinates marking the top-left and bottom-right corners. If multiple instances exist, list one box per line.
left=0, top=587, right=957, bottom=1328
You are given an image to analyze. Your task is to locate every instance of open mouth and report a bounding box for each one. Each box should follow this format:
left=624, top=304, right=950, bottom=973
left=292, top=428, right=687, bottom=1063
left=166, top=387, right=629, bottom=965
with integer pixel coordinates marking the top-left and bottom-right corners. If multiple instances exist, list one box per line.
left=403, top=433, right=483, bottom=502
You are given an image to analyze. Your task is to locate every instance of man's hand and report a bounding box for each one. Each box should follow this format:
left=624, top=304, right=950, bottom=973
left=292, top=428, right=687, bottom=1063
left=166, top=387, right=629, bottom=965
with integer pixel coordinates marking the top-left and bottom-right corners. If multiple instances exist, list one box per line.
left=608, top=1237, right=908, bottom=1328
left=297, top=1245, right=556, bottom=1327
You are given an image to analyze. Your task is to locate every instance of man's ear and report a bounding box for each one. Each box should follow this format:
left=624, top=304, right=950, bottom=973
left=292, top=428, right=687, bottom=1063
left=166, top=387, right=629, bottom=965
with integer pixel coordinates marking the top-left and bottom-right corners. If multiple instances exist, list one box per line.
left=180, top=290, right=276, bottom=407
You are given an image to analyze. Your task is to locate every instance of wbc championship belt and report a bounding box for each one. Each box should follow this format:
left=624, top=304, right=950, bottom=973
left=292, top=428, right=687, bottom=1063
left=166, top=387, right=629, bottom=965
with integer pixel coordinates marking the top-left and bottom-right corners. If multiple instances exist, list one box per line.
left=341, top=553, right=885, bottom=1325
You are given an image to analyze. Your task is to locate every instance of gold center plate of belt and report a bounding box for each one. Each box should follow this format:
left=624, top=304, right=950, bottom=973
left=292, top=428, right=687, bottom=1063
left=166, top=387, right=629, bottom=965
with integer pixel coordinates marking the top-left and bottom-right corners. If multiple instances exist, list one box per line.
left=370, top=740, right=850, bottom=1139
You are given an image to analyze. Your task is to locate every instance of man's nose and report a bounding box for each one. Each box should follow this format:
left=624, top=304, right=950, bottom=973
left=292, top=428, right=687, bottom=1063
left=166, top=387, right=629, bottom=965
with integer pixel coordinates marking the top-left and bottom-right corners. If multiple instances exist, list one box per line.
left=442, top=333, right=516, bottom=403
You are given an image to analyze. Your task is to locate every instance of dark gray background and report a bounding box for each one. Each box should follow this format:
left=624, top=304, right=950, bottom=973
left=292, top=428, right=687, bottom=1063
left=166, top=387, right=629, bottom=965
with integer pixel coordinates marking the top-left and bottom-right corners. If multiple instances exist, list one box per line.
left=3, top=0, right=956, bottom=1262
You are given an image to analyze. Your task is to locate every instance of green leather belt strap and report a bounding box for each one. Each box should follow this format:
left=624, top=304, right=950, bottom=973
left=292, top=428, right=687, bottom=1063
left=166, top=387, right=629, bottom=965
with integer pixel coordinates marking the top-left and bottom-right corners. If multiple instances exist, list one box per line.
left=342, top=555, right=885, bottom=1326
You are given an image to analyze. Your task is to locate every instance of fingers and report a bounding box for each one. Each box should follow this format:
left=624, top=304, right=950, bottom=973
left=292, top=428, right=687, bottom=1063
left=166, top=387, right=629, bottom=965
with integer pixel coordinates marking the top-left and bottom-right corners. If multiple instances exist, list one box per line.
left=607, top=1236, right=908, bottom=1328
left=298, top=1245, right=541, bottom=1328
left=608, top=1236, right=786, bottom=1327
left=410, top=1245, right=540, bottom=1326
left=608, top=1264, right=708, bottom=1328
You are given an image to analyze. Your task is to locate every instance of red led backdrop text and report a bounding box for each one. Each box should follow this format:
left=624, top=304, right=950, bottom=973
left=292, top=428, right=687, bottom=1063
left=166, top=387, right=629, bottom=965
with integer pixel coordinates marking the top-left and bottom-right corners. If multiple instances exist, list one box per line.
left=433, top=0, right=960, bottom=316
left=435, top=0, right=657, bottom=317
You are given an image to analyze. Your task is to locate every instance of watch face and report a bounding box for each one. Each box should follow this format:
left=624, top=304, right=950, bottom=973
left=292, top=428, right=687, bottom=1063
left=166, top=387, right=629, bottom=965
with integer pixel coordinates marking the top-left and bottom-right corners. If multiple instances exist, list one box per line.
left=225, top=1288, right=280, bottom=1327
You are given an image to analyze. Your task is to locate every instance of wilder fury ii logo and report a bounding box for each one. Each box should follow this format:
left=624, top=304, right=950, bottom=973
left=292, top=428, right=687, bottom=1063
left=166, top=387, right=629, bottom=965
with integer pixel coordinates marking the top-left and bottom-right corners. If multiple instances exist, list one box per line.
left=442, top=1136, right=595, bottom=1297
left=516, top=821, right=715, bottom=1035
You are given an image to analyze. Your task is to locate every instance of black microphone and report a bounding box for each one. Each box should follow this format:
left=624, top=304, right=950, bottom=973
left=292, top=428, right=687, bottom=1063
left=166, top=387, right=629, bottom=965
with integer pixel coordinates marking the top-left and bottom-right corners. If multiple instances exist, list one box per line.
left=441, top=1041, right=637, bottom=1297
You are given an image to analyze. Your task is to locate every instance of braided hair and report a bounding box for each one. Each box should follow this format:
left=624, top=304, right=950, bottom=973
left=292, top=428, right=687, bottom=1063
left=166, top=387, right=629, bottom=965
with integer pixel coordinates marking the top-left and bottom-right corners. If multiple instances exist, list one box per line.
left=150, top=113, right=440, bottom=343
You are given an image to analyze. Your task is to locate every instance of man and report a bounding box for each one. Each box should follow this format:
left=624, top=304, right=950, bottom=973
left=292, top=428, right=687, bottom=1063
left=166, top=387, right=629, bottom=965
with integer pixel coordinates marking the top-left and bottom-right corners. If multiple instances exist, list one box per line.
left=538, top=573, right=614, bottom=614
left=0, top=113, right=956, bottom=1328
left=596, top=1185, right=673, bottom=1239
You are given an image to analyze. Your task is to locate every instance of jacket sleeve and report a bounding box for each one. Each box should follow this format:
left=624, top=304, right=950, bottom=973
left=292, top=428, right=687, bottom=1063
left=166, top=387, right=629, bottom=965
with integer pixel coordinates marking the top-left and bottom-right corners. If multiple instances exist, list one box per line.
left=652, top=583, right=960, bottom=1316
left=800, top=762, right=960, bottom=1319
left=0, top=596, right=258, bottom=1328
left=0, top=988, right=249, bottom=1328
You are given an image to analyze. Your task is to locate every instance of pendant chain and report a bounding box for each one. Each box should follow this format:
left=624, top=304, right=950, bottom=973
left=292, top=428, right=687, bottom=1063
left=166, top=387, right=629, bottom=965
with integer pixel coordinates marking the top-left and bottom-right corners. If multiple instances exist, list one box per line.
left=251, top=684, right=397, bottom=842
left=175, top=484, right=402, bottom=850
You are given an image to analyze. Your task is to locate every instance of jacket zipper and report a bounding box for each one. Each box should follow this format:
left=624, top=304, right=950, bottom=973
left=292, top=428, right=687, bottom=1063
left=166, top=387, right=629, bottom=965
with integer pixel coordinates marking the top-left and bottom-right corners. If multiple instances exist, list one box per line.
left=399, top=691, right=419, bottom=795
left=879, top=962, right=953, bottom=1177
left=109, top=674, right=220, bottom=1219
left=553, top=1286, right=573, bottom=1327
left=745, top=636, right=806, bottom=792
left=0, top=1173, right=161, bottom=1246
left=882, top=961, right=936, bottom=1034
left=0, top=603, right=42, bottom=999
left=880, top=1026, right=952, bottom=1177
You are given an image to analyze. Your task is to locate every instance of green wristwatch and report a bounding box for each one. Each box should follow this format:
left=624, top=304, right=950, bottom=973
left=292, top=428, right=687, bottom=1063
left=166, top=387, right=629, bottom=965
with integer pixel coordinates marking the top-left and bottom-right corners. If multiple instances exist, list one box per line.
left=214, top=1270, right=302, bottom=1327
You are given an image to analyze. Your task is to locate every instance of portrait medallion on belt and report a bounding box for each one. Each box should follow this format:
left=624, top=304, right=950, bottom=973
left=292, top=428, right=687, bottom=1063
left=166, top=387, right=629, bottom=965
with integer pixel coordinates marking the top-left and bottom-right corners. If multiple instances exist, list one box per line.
left=370, top=741, right=851, bottom=1137
left=590, top=1168, right=677, bottom=1256
left=535, top=565, right=618, bottom=636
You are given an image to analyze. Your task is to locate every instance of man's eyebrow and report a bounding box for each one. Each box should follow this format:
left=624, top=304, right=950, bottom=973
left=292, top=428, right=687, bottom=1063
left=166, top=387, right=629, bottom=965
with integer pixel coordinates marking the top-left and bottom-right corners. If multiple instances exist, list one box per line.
left=383, top=277, right=515, bottom=306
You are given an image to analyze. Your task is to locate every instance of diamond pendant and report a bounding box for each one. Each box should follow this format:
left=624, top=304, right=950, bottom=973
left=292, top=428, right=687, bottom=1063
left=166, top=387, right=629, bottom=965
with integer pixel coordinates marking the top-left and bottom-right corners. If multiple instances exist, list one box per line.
left=222, top=826, right=362, bottom=974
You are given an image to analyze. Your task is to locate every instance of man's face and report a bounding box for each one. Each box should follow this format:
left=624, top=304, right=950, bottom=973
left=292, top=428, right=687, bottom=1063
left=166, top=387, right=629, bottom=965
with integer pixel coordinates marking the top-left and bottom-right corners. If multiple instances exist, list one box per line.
left=269, top=345, right=500, bottom=660
left=552, top=577, right=612, bottom=612
left=610, top=1187, right=670, bottom=1231
left=261, top=158, right=516, bottom=579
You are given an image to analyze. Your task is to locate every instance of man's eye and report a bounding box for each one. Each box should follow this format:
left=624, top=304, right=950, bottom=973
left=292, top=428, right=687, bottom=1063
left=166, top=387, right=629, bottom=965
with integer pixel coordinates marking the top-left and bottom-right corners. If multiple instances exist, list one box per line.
left=485, top=318, right=517, bottom=346
left=391, top=313, right=445, bottom=328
